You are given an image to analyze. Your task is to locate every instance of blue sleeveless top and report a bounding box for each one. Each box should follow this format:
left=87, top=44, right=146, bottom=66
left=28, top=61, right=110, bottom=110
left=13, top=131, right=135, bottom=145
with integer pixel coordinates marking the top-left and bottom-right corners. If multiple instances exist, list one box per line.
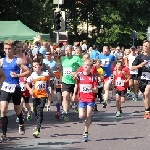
left=2, top=57, right=20, bottom=84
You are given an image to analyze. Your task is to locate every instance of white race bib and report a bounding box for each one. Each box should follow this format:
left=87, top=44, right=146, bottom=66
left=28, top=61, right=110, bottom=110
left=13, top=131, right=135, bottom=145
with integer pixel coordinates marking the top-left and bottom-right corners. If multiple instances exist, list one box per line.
left=1, top=82, right=16, bottom=93
left=56, top=79, right=61, bottom=85
left=141, top=72, right=150, bottom=80
left=80, top=84, right=92, bottom=93
left=20, top=82, right=26, bottom=91
left=115, top=80, right=124, bottom=86
left=35, top=81, right=46, bottom=90
left=63, top=68, right=72, bottom=76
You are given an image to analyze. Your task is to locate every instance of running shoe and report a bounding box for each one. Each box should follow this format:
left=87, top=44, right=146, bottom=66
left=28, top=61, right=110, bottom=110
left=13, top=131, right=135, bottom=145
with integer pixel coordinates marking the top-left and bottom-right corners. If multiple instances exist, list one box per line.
left=0, top=135, right=8, bottom=143
left=83, top=133, right=88, bottom=142
left=103, top=102, right=107, bottom=108
left=47, top=105, right=51, bottom=111
left=33, top=129, right=39, bottom=138
left=16, top=117, right=19, bottom=123
left=144, top=111, right=150, bottom=119
left=19, top=125, right=25, bottom=135
left=116, top=111, right=121, bottom=117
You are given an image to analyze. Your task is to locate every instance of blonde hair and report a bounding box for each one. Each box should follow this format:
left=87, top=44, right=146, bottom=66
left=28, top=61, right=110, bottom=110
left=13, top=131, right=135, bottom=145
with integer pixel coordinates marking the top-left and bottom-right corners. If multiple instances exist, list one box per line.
left=83, top=59, right=93, bottom=67
left=4, top=39, right=14, bottom=47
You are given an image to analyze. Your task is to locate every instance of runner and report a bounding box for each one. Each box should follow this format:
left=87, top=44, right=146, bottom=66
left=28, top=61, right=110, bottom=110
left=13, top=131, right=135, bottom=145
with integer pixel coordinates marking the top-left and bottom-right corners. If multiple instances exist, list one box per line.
left=43, top=51, right=56, bottom=111
left=0, top=40, right=30, bottom=142
left=53, top=63, right=62, bottom=119
left=113, top=60, right=129, bottom=117
left=72, top=59, right=97, bottom=142
left=26, top=59, right=50, bottom=137
left=128, top=46, right=139, bottom=100
left=96, top=46, right=116, bottom=108
left=131, top=40, right=150, bottom=119
left=61, top=45, right=82, bottom=120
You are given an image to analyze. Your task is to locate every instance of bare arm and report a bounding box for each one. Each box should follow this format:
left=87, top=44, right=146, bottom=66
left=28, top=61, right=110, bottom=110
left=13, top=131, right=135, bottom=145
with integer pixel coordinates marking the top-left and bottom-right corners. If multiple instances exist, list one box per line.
left=17, top=58, right=30, bottom=77
left=0, top=68, right=5, bottom=84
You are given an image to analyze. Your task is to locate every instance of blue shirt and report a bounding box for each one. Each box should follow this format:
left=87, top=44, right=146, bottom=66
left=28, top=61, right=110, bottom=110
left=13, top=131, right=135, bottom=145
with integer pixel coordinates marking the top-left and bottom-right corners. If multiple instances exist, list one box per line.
left=43, top=59, right=56, bottom=80
left=39, top=46, right=46, bottom=58
left=2, top=57, right=20, bottom=84
left=97, top=53, right=115, bottom=77
left=90, top=50, right=100, bottom=59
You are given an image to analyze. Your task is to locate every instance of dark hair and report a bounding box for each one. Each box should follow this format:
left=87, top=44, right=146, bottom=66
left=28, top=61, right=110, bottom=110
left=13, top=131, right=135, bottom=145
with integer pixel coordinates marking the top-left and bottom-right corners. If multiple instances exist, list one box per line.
left=143, top=40, right=150, bottom=44
left=37, top=53, right=43, bottom=58
left=32, top=59, right=42, bottom=66
left=116, top=60, right=123, bottom=65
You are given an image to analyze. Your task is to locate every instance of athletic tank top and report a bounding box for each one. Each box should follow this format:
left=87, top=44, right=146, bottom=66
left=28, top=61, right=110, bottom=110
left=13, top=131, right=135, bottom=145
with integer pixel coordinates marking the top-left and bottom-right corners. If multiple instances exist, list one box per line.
left=114, top=71, right=125, bottom=91
left=2, top=57, right=20, bottom=84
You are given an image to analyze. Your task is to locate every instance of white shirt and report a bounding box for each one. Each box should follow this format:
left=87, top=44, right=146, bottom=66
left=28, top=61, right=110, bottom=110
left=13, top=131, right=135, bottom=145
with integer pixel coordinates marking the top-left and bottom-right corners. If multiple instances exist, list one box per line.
left=128, top=54, right=138, bottom=74
left=81, top=44, right=87, bottom=51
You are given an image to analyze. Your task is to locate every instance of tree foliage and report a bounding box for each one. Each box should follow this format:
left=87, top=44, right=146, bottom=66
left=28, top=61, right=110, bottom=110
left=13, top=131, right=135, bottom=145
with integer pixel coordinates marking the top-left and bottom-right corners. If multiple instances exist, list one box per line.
left=0, top=0, right=150, bottom=47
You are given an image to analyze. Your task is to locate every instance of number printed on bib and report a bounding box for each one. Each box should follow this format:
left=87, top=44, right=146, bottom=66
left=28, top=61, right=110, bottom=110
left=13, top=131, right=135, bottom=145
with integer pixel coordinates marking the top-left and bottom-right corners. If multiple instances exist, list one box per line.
left=80, top=84, right=92, bottom=93
left=20, top=82, right=26, bottom=91
left=64, top=68, right=72, bottom=76
left=35, top=81, right=46, bottom=90
left=1, top=82, right=16, bottom=93
left=115, top=80, right=124, bottom=86
left=141, top=72, right=150, bottom=80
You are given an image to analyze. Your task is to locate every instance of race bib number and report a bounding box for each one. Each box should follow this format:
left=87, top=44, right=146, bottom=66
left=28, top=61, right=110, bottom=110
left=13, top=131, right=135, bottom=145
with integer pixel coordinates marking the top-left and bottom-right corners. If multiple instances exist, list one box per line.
left=141, top=72, right=150, bottom=80
left=63, top=68, right=72, bottom=76
left=56, top=79, right=61, bottom=85
left=35, top=81, right=46, bottom=90
left=80, top=84, right=92, bottom=93
left=20, top=82, right=26, bottom=91
left=1, top=82, right=16, bottom=93
left=115, top=80, right=124, bottom=86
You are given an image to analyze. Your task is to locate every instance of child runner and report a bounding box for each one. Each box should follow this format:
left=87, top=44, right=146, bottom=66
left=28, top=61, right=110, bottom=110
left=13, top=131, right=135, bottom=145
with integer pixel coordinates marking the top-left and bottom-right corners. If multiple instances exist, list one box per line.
left=113, top=61, right=129, bottom=117
left=26, top=59, right=50, bottom=137
left=72, top=59, right=98, bottom=142
left=53, top=63, right=62, bottom=119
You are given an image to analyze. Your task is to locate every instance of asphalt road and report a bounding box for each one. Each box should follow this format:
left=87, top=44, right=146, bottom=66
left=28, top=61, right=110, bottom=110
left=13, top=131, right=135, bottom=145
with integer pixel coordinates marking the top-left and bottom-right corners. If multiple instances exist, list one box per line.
left=0, top=94, right=149, bottom=150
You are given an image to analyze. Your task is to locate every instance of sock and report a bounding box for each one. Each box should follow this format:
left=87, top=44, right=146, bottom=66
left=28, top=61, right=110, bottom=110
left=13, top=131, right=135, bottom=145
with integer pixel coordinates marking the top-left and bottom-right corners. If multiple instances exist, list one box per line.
left=1, top=116, right=8, bottom=135
left=17, top=112, right=24, bottom=125
left=84, top=132, right=88, bottom=134
left=56, top=103, right=60, bottom=113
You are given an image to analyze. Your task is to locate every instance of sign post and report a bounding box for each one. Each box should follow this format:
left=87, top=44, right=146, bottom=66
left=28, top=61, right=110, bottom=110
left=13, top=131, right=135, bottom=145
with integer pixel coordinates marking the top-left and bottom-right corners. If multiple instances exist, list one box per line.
left=130, top=30, right=137, bottom=46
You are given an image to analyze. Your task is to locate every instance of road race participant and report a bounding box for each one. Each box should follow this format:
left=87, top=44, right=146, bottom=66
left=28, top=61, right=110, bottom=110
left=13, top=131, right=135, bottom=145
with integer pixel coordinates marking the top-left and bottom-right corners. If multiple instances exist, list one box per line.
left=26, top=59, right=50, bottom=137
left=131, top=40, right=150, bottom=119
left=61, top=45, right=82, bottom=120
left=0, top=40, right=30, bottom=142
left=128, top=46, right=139, bottom=100
left=72, top=59, right=97, bottom=142
left=96, top=46, right=116, bottom=108
left=53, top=63, right=62, bottom=119
left=113, top=61, right=129, bottom=117
left=43, top=51, right=56, bottom=111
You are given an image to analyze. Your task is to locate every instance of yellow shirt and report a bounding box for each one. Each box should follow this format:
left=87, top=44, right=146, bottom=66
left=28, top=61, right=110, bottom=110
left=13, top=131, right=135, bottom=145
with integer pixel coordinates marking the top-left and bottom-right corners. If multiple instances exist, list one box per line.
left=97, top=67, right=103, bottom=76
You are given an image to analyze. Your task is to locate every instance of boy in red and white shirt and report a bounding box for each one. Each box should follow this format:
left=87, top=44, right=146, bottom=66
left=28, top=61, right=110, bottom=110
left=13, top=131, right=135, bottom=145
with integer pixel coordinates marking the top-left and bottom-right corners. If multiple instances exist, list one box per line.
left=72, top=59, right=97, bottom=142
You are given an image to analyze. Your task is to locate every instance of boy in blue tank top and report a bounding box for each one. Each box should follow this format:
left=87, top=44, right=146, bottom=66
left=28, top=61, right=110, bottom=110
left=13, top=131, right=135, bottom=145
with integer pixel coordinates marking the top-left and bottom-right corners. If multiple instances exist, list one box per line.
left=0, top=40, right=30, bottom=143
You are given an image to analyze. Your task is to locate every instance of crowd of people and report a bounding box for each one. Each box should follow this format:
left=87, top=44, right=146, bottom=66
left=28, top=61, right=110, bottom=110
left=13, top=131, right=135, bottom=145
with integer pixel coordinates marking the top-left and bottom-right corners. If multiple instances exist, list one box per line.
left=0, top=38, right=150, bottom=143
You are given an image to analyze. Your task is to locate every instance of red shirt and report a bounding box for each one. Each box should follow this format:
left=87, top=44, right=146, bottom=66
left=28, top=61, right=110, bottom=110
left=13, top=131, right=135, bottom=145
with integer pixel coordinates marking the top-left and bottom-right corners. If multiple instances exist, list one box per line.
left=114, top=71, right=126, bottom=91
left=76, top=65, right=98, bottom=75
left=76, top=73, right=97, bottom=102
left=20, top=77, right=30, bottom=97
left=122, top=66, right=129, bottom=88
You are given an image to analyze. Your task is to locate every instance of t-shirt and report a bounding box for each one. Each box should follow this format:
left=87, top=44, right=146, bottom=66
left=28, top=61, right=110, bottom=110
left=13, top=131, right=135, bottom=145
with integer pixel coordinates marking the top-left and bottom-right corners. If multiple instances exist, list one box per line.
left=61, top=55, right=82, bottom=84
left=128, top=54, right=138, bottom=74
left=97, top=67, right=103, bottom=76
left=26, top=72, right=50, bottom=98
left=132, top=54, right=150, bottom=81
left=53, top=71, right=61, bottom=89
left=97, top=53, right=116, bottom=77
left=20, top=77, right=30, bottom=97
left=76, top=73, right=97, bottom=102
left=90, top=50, right=100, bottom=59
left=39, top=46, right=46, bottom=59
left=43, top=59, right=56, bottom=80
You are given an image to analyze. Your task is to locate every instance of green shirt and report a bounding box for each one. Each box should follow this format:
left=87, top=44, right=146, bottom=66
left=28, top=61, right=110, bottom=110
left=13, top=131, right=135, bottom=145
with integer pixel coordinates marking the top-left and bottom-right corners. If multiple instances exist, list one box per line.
left=61, top=55, right=82, bottom=84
